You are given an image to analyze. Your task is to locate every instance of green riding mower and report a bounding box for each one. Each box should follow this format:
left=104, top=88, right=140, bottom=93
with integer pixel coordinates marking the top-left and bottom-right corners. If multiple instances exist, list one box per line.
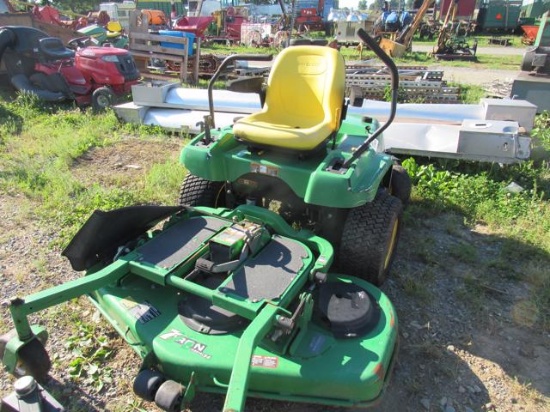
left=179, top=29, right=411, bottom=287
left=0, top=29, right=405, bottom=412
left=1, top=205, right=398, bottom=411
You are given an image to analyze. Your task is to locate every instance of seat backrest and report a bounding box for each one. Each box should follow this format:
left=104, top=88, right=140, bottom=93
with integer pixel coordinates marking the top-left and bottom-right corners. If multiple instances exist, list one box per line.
left=106, top=20, right=123, bottom=33
left=38, top=37, right=75, bottom=60
left=264, top=45, right=345, bottom=130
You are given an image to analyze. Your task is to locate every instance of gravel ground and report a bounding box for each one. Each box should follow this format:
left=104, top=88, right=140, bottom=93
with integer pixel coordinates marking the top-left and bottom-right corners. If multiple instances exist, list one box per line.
left=434, top=66, right=518, bottom=87
left=412, top=44, right=528, bottom=57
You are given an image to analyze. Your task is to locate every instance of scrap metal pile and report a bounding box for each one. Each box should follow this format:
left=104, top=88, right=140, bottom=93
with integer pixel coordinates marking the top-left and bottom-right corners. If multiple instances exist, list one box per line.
left=345, top=63, right=459, bottom=103
left=232, top=62, right=460, bottom=104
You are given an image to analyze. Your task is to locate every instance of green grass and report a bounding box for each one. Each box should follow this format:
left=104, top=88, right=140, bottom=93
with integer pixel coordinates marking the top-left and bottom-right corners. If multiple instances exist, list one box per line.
left=201, top=37, right=524, bottom=70
left=201, top=42, right=278, bottom=57
left=473, top=54, right=523, bottom=69
left=346, top=49, right=523, bottom=69
left=0, top=94, right=185, bottom=244
left=413, top=33, right=526, bottom=46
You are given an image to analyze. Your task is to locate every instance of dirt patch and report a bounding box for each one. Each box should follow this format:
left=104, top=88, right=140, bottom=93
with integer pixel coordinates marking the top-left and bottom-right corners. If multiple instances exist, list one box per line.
left=1, top=139, right=549, bottom=412
left=70, top=138, right=183, bottom=189
left=372, top=216, right=550, bottom=412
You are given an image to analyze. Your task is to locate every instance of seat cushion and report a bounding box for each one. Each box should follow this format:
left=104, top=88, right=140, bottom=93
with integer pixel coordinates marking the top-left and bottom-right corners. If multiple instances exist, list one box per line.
left=233, top=45, right=345, bottom=151
left=234, top=110, right=337, bottom=151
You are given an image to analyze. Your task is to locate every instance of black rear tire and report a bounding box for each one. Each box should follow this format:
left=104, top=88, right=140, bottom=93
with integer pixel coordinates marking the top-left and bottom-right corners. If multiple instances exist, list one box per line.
left=339, top=192, right=403, bottom=286
left=389, top=164, right=412, bottom=206
left=178, top=174, right=225, bottom=207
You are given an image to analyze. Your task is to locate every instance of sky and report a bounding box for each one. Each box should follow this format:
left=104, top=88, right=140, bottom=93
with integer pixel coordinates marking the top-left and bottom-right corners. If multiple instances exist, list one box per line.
left=337, top=0, right=375, bottom=11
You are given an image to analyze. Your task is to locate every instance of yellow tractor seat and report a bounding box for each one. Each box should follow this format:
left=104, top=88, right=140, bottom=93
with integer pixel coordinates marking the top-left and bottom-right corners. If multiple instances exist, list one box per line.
left=233, top=45, right=346, bottom=152
left=106, top=21, right=123, bottom=37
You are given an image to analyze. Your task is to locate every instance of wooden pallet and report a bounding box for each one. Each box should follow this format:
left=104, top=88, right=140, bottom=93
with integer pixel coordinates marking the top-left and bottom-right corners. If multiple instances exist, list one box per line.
left=128, top=11, right=200, bottom=84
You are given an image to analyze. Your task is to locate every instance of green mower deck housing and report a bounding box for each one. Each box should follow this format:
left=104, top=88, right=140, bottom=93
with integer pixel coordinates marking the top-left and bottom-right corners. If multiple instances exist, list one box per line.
left=1, top=205, right=398, bottom=412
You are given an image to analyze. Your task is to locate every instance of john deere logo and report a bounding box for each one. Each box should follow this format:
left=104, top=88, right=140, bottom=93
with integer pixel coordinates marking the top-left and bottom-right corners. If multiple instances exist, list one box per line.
left=160, top=329, right=212, bottom=359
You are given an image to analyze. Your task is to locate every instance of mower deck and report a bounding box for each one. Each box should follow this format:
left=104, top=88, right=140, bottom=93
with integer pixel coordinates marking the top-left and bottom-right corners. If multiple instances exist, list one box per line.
left=1, top=205, right=398, bottom=412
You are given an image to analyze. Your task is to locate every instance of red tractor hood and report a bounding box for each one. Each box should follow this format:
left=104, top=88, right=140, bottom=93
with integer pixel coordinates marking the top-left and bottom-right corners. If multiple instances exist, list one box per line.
left=77, top=46, right=130, bottom=58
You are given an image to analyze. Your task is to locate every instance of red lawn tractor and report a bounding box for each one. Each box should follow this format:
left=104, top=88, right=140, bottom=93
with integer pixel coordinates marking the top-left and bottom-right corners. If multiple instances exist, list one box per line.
left=0, top=26, right=140, bottom=110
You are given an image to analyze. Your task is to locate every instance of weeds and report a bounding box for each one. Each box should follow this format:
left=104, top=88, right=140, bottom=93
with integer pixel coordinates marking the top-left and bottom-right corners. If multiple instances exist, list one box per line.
left=66, top=320, right=114, bottom=392
left=522, top=261, right=550, bottom=330
left=457, top=83, right=486, bottom=104
left=532, top=112, right=550, bottom=140
left=408, top=341, right=444, bottom=360
left=508, top=377, right=549, bottom=408
left=449, top=241, right=479, bottom=264
left=402, top=157, right=549, bottom=240
left=0, top=98, right=185, bottom=244
left=455, top=273, right=488, bottom=312
left=402, top=275, right=434, bottom=301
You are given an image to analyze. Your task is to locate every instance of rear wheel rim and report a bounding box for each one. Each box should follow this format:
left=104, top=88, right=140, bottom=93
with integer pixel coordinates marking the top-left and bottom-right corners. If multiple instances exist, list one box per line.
left=96, top=93, right=111, bottom=108
left=384, top=217, right=399, bottom=270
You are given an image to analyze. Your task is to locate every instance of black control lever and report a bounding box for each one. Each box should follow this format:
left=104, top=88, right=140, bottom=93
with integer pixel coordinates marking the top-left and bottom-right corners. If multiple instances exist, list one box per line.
left=207, top=54, right=273, bottom=128
left=342, top=28, right=399, bottom=169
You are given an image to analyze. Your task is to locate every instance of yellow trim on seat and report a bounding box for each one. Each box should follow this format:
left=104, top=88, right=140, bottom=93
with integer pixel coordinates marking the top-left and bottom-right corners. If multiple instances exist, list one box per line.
left=233, top=46, right=345, bottom=151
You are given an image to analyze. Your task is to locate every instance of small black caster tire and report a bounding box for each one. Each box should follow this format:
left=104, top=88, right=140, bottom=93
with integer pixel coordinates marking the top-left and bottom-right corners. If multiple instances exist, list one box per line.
left=155, top=380, right=184, bottom=412
left=133, top=369, right=165, bottom=402
left=15, top=339, right=51, bottom=382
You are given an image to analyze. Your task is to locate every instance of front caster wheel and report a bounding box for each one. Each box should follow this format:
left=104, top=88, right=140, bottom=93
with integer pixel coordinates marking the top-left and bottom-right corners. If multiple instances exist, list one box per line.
left=15, top=338, right=51, bottom=382
left=133, top=369, right=165, bottom=402
left=155, top=380, right=184, bottom=412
